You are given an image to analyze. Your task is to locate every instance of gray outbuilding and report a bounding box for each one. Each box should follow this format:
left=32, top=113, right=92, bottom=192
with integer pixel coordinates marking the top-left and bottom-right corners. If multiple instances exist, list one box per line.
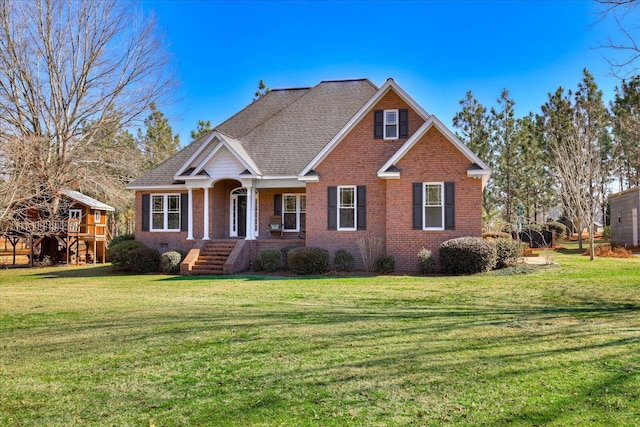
left=610, top=187, right=640, bottom=247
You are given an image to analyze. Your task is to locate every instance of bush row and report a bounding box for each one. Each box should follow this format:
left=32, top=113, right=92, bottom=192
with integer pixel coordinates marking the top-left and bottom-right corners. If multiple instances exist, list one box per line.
left=256, top=247, right=395, bottom=275
left=108, top=238, right=185, bottom=274
left=108, top=235, right=524, bottom=276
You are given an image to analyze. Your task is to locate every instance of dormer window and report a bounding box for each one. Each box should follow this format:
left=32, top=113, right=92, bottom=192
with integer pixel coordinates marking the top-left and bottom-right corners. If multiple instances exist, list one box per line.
left=374, top=109, right=409, bottom=140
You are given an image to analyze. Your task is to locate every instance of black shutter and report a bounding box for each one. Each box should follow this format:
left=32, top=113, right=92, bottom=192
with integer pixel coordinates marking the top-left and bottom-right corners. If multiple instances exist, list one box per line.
left=357, top=185, right=366, bottom=230
left=141, top=194, right=150, bottom=231
left=374, top=110, right=383, bottom=139
left=274, top=194, right=282, bottom=216
left=181, top=193, right=189, bottom=231
left=444, top=182, right=455, bottom=230
left=399, top=109, right=409, bottom=138
left=412, top=183, right=423, bottom=230
left=328, top=186, right=337, bottom=230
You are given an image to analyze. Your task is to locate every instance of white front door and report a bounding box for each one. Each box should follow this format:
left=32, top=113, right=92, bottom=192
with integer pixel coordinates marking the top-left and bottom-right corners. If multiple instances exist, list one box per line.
left=633, top=208, right=638, bottom=247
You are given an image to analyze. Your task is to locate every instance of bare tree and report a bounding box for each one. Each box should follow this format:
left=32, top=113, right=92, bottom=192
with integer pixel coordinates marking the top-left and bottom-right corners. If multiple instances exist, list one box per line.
left=545, top=70, right=610, bottom=260
left=596, top=0, right=640, bottom=77
left=0, top=0, right=173, bottom=220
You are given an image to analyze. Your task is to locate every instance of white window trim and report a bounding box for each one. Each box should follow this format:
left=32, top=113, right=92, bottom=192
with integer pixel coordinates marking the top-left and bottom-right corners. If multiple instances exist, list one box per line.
left=337, top=186, right=357, bottom=231
left=94, top=211, right=101, bottom=224
left=423, top=182, right=444, bottom=231
left=384, top=109, right=399, bottom=140
left=283, top=194, right=306, bottom=232
left=69, top=209, right=82, bottom=221
left=150, top=193, right=181, bottom=232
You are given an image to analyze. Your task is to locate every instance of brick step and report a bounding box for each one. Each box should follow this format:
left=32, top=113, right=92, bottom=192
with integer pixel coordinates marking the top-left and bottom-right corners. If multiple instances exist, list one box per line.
left=196, top=255, right=228, bottom=262
left=192, top=264, right=224, bottom=271
left=187, top=241, right=237, bottom=275
left=194, top=260, right=224, bottom=267
left=200, top=251, right=233, bottom=257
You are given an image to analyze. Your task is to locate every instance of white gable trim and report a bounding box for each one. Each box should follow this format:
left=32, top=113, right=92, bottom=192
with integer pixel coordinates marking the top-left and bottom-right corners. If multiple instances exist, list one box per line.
left=377, top=115, right=491, bottom=187
left=175, top=132, right=219, bottom=177
left=298, top=78, right=430, bottom=179
left=174, top=131, right=262, bottom=180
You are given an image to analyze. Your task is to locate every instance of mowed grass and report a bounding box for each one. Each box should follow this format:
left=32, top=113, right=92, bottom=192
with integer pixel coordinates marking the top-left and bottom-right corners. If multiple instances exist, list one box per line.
left=1, top=252, right=639, bottom=426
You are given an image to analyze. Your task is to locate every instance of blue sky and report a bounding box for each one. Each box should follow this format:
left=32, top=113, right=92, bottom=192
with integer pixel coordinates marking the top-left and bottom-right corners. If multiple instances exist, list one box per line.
left=140, top=0, right=633, bottom=145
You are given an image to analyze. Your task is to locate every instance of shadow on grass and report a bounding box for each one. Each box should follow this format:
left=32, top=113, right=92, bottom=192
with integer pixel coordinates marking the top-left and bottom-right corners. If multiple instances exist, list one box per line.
left=29, top=265, right=128, bottom=279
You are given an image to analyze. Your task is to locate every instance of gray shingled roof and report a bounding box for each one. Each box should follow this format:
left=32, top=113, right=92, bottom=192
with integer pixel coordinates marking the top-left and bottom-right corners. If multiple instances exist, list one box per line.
left=128, top=79, right=378, bottom=188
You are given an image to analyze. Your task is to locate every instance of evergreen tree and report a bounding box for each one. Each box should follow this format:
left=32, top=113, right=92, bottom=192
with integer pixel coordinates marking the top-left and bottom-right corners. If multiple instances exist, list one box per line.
left=452, top=91, right=497, bottom=222
left=611, top=76, right=640, bottom=189
left=190, top=120, right=212, bottom=141
left=138, top=102, right=180, bottom=170
left=254, top=79, right=270, bottom=100
left=490, top=89, right=521, bottom=224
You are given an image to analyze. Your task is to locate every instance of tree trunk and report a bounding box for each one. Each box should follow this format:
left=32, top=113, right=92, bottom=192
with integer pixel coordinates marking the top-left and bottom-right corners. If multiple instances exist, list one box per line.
left=589, top=223, right=595, bottom=261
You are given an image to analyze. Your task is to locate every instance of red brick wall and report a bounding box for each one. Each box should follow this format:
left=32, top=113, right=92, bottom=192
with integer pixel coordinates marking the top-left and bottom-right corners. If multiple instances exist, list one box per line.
left=305, top=89, right=483, bottom=272
left=386, top=127, right=483, bottom=272
left=134, top=190, right=194, bottom=254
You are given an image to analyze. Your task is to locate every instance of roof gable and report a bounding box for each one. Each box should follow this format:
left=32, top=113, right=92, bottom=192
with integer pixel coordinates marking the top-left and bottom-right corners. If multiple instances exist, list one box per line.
left=298, top=78, right=430, bottom=179
left=377, top=115, right=491, bottom=187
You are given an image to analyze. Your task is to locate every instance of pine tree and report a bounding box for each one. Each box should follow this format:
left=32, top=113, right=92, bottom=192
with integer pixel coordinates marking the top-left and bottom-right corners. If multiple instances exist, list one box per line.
left=490, top=89, right=521, bottom=224
left=452, top=91, right=497, bottom=223
left=138, top=102, right=180, bottom=170
left=611, top=76, right=640, bottom=189
left=190, top=120, right=212, bottom=141
left=254, top=79, right=270, bottom=100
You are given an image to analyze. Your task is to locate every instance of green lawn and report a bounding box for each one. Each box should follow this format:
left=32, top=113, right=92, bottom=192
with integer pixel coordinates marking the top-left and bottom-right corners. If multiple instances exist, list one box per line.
left=1, top=252, right=639, bottom=426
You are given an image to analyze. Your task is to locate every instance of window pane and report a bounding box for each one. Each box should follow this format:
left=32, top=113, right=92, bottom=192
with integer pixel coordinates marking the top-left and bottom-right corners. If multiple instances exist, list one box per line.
left=152, top=213, right=164, bottom=229
left=284, top=213, right=297, bottom=230
left=425, top=207, right=442, bottom=228
left=340, top=208, right=354, bottom=228
left=339, top=188, right=354, bottom=207
left=152, top=195, right=163, bottom=212
left=425, top=185, right=442, bottom=206
left=167, top=213, right=180, bottom=230
left=300, top=195, right=306, bottom=212
left=300, top=213, right=306, bottom=230
left=284, top=195, right=297, bottom=212
left=168, top=195, right=180, bottom=212
left=385, top=124, right=398, bottom=139
left=385, top=111, right=397, bottom=124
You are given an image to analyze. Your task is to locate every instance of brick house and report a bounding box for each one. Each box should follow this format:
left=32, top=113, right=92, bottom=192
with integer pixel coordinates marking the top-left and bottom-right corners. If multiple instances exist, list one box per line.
left=127, top=78, right=490, bottom=274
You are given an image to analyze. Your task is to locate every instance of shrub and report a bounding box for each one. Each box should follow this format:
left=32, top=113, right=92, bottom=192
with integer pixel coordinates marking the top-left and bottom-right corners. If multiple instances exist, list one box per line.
left=439, top=237, right=497, bottom=274
left=356, top=237, right=383, bottom=272
left=109, top=233, right=135, bottom=248
left=280, top=244, right=302, bottom=268
left=108, top=240, right=145, bottom=269
left=482, top=231, right=512, bottom=240
left=287, top=246, right=329, bottom=275
left=256, top=249, right=282, bottom=272
left=333, top=249, right=355, bottom=271
left=128, top=247, right=160, bottom=273
left=160, top=250, right=184, bottom=274
left=545, top=221, right=568, bottom=238
left=602, top=225, right=611, bottom=239
left=375, top=254, right=395, bottom=274
left=417, top=247, right=436, bottom=274
left=494, top=238, right=522, bottom=269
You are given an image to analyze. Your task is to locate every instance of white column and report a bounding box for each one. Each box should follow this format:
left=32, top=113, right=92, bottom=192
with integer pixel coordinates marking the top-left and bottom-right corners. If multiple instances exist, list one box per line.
left=203, top=187, right=210, bottom=240
left=245, top=183, right=256, bottom=240
left=187, top=187, right=194, bottom=240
